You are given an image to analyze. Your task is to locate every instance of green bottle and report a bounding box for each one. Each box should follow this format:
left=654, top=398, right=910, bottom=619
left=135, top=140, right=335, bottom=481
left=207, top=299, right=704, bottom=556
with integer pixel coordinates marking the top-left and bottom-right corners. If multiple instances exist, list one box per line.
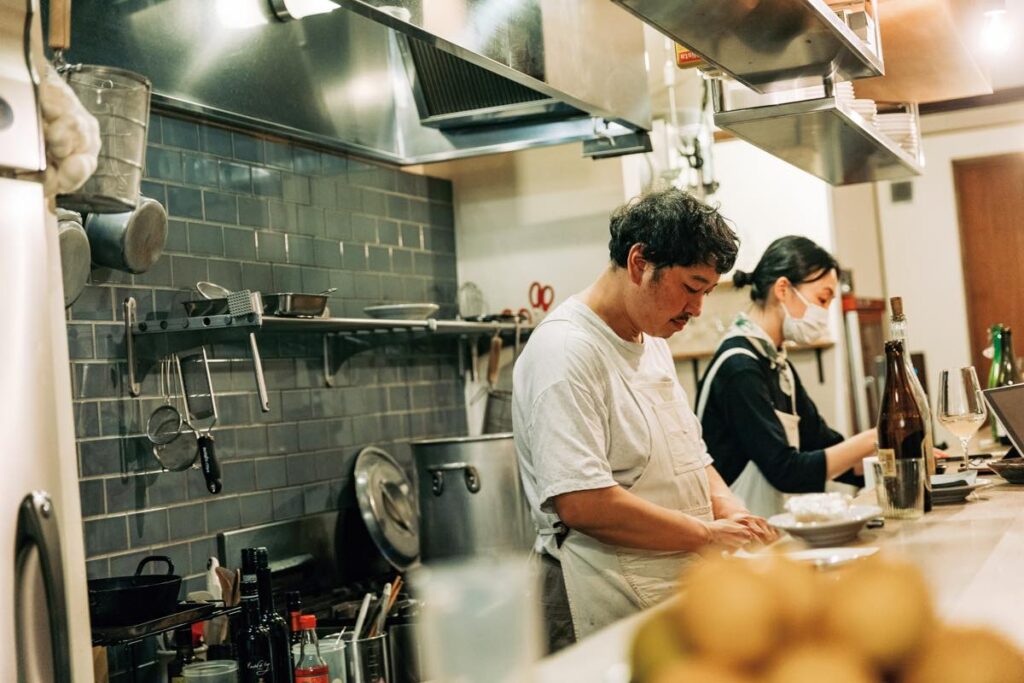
left=989, top=324, right=1006, bottom=442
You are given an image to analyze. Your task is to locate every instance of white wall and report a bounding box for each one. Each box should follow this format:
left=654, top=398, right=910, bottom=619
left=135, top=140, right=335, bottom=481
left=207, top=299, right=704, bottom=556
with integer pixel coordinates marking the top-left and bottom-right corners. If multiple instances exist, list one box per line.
left=876, top=111, right=1024, bottom=445
left=831, top=184, right=886, bottom=299
left=419, top=146, right=628, bottom=315
left=703, top=140, right=851, bottom=434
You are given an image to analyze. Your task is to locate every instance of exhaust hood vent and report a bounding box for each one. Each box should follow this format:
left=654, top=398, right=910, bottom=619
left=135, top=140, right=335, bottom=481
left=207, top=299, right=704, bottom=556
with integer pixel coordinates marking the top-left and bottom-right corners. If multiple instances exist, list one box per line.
left=402, top=37, right=582, bottom=130
left=64, top=0, right=651, bottom=165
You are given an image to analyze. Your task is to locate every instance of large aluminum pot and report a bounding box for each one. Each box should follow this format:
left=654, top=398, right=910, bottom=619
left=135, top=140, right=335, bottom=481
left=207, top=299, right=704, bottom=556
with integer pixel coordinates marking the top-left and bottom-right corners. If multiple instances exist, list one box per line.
left=411, top=434, right=533, bottom=562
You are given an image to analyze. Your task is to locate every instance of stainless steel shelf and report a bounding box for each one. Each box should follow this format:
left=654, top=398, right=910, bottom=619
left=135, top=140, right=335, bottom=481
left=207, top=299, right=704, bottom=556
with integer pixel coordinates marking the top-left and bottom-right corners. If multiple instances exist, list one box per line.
left=613, top=0, right=883, bottom=93
left=714, top=97, right=923, bottom=185
left=124, top=297, right=533, bottom=398
left=132, top=314, right=531, bottom=336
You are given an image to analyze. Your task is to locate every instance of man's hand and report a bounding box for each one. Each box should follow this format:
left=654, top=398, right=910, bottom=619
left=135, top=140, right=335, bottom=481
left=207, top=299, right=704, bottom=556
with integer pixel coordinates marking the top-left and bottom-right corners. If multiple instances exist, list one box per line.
left=701, top=518, right=756, bottom=549
left=728, top=512, right=779, bottom=544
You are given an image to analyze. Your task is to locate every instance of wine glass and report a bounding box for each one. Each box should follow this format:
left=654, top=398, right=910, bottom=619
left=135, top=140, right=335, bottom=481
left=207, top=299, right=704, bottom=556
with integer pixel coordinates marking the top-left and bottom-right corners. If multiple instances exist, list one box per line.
left=937, top=367, right=988, bottom=471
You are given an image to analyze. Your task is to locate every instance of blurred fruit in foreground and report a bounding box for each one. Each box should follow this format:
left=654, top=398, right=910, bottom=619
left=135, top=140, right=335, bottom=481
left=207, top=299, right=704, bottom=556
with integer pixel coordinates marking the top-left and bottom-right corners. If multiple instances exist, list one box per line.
left=759, top=555, right=822, bottom=637
left=650, top=659, right=756, bottom=683
left=765, top=643, right=875, bottom=683
left=824, top=558, right=933, bottom=669
left=674, top=556, right=780, bottom=668
left=630, top=610, right=688, bottom=683
left=631, top=553, right=1024, bottom=682
left=902, top=626, right=1024, bottom=683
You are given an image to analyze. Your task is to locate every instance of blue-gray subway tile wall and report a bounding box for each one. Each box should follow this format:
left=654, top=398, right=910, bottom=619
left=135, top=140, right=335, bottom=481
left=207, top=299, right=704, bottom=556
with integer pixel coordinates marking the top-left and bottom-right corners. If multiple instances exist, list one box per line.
left=70, top=111, right=464, bottom=596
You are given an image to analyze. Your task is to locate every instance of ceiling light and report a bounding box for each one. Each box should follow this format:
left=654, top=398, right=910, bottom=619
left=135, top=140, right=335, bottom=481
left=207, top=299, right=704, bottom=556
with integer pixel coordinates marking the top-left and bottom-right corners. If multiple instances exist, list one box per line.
left=270, top=0, right=340, bottom=21
left=981, top=2, right=1013, bottom=54
left=215, top=0, right=270, bottom=28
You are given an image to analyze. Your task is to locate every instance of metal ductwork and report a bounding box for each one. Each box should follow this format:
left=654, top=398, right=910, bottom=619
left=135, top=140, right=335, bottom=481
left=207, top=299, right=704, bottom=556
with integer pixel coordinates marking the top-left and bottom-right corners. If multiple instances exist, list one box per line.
left=62, top=0, right=653, bottom=165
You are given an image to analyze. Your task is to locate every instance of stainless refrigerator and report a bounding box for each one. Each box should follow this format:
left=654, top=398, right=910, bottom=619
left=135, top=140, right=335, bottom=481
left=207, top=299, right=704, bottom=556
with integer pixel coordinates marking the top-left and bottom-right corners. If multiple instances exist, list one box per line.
left=2, top=0, right=93, bottom=680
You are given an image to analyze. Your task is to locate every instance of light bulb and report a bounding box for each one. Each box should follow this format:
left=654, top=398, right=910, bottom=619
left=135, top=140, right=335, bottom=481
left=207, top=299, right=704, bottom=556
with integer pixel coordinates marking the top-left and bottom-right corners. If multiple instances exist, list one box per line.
left=272, top=0, right=339, bottom=20
left=215, top=0, right=269, bottom=28
left=981, top=9, right=1013, bottom=54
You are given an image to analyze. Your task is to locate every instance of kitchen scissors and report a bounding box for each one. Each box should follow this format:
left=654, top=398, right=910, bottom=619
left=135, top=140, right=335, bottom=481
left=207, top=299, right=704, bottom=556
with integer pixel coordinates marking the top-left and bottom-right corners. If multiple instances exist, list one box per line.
left=529, top=282, right=555, bottom=312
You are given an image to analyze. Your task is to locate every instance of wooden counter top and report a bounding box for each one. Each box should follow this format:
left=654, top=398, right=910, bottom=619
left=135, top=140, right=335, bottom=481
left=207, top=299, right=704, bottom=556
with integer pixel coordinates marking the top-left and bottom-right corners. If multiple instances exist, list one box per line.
left=536, top=478, right=1024, bottom=682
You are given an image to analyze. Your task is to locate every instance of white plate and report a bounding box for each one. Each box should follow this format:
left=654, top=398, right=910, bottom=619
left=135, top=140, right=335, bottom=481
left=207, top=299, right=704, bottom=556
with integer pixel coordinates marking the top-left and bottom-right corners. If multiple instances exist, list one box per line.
left=768, top=505, right=882, bottom=547
left=363, top=304, right=440, bottom=320
left=786, top=546, right=879, bottom=568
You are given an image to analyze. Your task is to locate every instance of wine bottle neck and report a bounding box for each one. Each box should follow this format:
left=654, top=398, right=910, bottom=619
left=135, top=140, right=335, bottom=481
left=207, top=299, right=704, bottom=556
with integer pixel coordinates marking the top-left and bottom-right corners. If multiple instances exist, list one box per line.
left=890, top=315, right=908, bottom=343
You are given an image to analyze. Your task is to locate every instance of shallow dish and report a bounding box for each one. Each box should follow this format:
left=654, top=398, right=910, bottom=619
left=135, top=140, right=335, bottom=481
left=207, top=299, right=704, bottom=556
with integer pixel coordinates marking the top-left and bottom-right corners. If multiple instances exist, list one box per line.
left=987, top=458, right=1024, bottom=484
left=932, top=481, right=993, bottom=505
left=768, top=505, right=882, bottom=547
left=363, top=304, right=439, bottom=320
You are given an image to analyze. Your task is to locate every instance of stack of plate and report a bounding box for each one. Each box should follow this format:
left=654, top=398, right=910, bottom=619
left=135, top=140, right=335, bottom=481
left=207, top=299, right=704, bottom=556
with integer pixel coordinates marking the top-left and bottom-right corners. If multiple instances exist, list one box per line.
left=842, top=98, right=878, bottom=124
left=875, top=112, right=920, bottom=157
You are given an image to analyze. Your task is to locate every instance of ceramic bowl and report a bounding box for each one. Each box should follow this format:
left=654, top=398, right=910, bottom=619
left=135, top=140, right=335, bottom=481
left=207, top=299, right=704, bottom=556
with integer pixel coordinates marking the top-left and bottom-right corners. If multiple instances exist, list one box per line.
left=768, top=505, right=882, bottom=547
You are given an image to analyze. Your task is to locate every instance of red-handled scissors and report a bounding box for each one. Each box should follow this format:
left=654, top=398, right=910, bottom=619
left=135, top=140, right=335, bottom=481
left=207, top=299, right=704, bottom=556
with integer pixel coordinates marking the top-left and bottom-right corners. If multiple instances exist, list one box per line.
left=529, top=282, right=555, bottom=312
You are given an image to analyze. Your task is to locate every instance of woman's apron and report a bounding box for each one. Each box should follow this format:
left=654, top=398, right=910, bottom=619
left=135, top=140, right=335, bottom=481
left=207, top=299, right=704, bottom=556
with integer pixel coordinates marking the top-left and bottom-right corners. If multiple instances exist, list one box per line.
left=696, top=347, right=801, bottom=519
left=555, top=377, right=714, bottom=639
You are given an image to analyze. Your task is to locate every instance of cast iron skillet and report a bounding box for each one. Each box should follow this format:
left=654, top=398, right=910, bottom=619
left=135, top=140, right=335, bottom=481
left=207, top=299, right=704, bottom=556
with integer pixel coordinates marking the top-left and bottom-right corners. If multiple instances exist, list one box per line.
left=88, top=555, right=181, bottom=628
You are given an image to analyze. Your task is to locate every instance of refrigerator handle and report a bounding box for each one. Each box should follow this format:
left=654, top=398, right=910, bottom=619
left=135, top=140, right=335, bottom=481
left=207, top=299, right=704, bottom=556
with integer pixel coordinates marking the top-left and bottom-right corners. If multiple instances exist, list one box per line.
left=16, top=491, right=73, bottom=683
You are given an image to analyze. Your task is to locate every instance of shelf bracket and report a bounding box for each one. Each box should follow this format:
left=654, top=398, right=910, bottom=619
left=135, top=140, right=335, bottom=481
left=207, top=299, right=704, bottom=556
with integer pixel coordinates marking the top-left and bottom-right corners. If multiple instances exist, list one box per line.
left=323, top=334, right=335, bottom=388
left=124, top=297, right=141, bottom=397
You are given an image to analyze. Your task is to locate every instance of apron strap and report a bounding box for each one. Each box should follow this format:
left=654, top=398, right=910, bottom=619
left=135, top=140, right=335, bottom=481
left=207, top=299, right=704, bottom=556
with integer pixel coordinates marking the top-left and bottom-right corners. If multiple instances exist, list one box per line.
left=695, top=347, right=759, bottom=420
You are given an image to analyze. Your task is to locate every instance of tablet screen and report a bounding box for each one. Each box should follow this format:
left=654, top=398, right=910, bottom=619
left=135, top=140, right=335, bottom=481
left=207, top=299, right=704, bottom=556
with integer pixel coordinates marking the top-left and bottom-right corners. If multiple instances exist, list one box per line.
left=982, top=384, right=1024, bottom=454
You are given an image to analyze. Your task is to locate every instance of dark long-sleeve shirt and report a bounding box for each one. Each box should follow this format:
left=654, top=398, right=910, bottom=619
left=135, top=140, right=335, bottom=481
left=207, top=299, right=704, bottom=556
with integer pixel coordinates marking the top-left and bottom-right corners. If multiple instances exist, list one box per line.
left=698, top=336, right=862, bottom=492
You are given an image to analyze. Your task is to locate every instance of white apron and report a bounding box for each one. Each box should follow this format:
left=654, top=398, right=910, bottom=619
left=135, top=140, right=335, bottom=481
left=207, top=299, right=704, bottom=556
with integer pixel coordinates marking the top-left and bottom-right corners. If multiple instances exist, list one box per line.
left=556, top=377, right=714, bottom=639
left=696, top=347, right=801, bottom=519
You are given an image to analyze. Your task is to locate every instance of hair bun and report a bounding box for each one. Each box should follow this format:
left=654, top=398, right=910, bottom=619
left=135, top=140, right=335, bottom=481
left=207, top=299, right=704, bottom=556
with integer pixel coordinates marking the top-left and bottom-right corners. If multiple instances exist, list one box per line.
left=732, top=269, right=752, bottom=287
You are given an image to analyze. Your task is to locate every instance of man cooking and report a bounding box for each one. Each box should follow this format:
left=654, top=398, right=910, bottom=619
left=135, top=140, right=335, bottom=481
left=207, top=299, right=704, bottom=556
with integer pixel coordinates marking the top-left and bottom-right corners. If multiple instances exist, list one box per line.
left=512, top=188, right=777, bottom=650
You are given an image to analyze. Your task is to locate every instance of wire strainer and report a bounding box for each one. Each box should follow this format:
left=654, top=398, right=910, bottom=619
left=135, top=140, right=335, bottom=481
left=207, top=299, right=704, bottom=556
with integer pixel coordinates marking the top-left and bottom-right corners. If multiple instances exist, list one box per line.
left=148, top=358, right=197, bottom=472
left=147, top=358, right=182, bottom=446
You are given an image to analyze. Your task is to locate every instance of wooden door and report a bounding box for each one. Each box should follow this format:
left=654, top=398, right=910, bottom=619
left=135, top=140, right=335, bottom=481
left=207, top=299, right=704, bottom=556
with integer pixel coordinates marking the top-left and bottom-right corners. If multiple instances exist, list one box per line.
left=953, top=152, right=1024, bottom=373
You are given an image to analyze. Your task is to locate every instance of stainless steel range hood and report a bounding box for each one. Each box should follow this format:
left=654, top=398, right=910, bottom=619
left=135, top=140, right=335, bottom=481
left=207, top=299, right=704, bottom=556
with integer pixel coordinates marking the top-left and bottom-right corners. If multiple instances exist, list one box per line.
left=63, top=0, right=652, bottom=165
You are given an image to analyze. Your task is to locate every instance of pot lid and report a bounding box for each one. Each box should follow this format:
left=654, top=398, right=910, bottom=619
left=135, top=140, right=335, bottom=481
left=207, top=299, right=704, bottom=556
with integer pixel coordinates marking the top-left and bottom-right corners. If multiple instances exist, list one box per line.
left=354, top=446, right=419, bottom=570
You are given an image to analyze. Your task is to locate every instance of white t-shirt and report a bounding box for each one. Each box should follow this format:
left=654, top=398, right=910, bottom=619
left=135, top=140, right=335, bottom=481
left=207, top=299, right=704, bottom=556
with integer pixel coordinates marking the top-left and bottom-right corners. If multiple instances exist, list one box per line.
left=512, top=297, right=713, bottom=556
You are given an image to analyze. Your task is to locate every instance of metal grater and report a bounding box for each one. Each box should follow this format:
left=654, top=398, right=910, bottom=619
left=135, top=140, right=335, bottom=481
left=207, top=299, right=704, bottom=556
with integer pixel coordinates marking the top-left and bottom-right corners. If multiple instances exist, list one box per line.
left=226, top=289, right=263, bottom=318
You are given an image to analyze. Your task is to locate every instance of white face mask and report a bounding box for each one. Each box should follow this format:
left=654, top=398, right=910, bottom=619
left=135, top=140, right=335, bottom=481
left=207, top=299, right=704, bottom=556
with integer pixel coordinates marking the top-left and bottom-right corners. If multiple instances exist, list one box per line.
left=781, top=286, right=830, bottom=344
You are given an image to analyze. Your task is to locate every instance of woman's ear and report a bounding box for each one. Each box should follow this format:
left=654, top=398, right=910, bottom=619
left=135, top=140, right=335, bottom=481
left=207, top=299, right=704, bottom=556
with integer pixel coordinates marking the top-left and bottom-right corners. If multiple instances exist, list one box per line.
left=771, top=276, right=790, bottom=303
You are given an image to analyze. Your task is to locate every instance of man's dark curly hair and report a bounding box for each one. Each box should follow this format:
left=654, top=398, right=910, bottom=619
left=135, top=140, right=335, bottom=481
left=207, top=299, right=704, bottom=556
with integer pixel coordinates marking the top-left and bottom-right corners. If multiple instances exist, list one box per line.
left=608, top=188, right=739, bottom=274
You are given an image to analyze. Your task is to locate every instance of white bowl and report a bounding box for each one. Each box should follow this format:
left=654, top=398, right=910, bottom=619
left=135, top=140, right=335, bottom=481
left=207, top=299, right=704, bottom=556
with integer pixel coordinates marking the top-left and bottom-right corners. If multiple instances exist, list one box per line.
left=768, top=505, right=882, bottom=547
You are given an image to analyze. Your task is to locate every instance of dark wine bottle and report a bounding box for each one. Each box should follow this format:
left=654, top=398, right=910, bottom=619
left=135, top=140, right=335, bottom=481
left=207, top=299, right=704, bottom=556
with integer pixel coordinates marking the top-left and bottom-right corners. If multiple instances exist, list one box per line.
left=877, top=340, right=930, bottom=517
left=238, top=549, right=274, bottom=683
left=255, top=547, right=295, bottom=683
left=889, top=297, right=932, bottom=512
left=286, top=590, right=303, bottom=672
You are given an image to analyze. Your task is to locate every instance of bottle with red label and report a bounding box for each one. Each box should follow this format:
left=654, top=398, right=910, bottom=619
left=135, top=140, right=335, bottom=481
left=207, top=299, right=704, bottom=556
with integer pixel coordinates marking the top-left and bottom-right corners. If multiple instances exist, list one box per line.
left=294, top=614, right=329, bottom=683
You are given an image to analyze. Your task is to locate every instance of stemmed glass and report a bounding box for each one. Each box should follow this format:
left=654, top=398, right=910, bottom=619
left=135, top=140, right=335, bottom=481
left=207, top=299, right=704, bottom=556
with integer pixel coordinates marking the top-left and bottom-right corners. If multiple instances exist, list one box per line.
left=937, top=367, right=988, bottom=471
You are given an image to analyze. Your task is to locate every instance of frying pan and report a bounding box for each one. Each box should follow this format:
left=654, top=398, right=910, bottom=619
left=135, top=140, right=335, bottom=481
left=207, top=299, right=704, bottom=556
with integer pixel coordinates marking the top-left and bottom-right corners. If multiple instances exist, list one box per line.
left=88, top=556, right=181, bottom=628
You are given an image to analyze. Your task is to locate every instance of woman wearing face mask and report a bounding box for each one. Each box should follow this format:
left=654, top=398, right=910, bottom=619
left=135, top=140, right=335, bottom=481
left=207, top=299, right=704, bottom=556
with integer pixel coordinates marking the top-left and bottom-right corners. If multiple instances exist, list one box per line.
left=696, top=236, right=876, bottom=517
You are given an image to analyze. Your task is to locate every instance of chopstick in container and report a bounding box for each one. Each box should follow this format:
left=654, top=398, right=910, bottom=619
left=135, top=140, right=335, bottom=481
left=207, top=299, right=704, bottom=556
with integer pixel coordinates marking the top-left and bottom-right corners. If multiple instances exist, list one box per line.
left=369, top=576, right=403, bottom=638
left=352, top=592, right=373, bottom=639
left=368, top=583, right=392, bottom=638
